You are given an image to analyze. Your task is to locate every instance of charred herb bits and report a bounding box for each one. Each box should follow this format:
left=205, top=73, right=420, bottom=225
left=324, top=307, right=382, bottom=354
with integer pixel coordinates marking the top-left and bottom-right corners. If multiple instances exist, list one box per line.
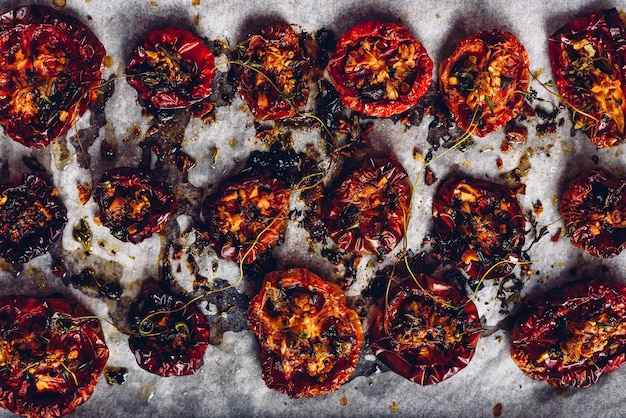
left=511, top=278, right=626, bottom=388
left=0, top=296, right=109, bottom=417
left=559, top=170, right=626, bottom=258
left=432, top=177, right=526, bottom=280
left=248, top=268, right=363, bottom=398
left=0, top=174, right=67, bottom=264
left=93, top=167, right=177, bottom=244
left=0, top=5, right=106, bottom=148
left=370, top=274, right=481, bottom=385
left=548, top=8, right=626, bottom=148
left=327, top=21, right=433, bottom=118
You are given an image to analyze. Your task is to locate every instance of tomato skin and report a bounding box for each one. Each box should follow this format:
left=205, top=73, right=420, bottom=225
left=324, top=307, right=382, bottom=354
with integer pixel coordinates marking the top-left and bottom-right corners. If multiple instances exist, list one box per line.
left=370, top=274, right=481, bottom=385
left=126, top=26, right=215, bottom=110
left=235, top=22, right=310, bottom=121
left=559, top=170, right=626, bottom=258
left=323, top=154, right=411, bottom=256
left=202, top=175, right=290, bottom=264
left=511, top=279, right=626, bottom=388
left=439, top=30, right=530, bottom=136
left=0, top=296, right=109, bottom=417
left=432, top=177, right=526, bottom=280
left=327, top=21, right=433, bottom=117
left=128, top=280, right=210, bottom=377
left=548, top=8, right=626, bottom=148
left=0, top=174, right=67, bottom=264
left=0, top=5, right=105, bottom=148
left=248, top=268, right=363, bottom=398
left=94, top=167, right=177, bottom=244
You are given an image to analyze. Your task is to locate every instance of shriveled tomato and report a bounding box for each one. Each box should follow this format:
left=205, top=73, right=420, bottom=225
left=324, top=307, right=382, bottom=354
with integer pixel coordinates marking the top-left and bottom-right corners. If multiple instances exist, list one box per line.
left=511, top=278, right=626, bottom=388
left=432, top=177, right=526, bottom=280
left=0, top=174, right=67, bottom=264
left=371, top=273, right=481, bottom=385
left=327, top=21, right=433, bottom=118
left=126, top=26, right=215, bottom=110
left=548, top=8, right=626, bottom=148
left=0, top=295, right=109, bottom=417
left=248, top=268, right=363, bottom=398
left=202, top=175, right=290, bottom=264
left=235, top=22, right=310, bottom=120
left=0, top=5, right=105, bottom=148
left=128, top=279, right=210, bottom=377
left=323, top=154, right=411, bottom=256
left=559, top=170, right=626, bottom=258
left=93, top=167, right=177, bottom=244
left=439, top=30, right=530, bottom=136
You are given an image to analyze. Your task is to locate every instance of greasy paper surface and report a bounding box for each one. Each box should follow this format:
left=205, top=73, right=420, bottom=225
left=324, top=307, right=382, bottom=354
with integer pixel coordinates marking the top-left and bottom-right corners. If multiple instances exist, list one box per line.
left=0, top=0, right=624, bottom=417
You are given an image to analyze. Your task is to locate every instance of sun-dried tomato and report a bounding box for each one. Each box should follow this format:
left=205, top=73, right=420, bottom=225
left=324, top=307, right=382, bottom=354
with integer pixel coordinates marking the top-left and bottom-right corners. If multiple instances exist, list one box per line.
left=327, top=21, right=433, bottom=117
left=559, top=170, right=625, bottom=258
left=0, top=5, right=105, bottom=148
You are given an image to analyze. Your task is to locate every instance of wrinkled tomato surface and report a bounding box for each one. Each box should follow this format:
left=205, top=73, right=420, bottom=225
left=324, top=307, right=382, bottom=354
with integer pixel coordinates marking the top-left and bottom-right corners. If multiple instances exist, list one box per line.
left=126, top=26, right=215, bottom=109
left=202, top=175, right=290, bottom=264
left=327, top=21, right=433, bottom=118
left=0, top=174, right=67, bottom=264
left=559, top=170, right=626, bottom=258
left=0, top=5, right=105, bottom=148
left=94, top=167, right=177, bottom=244
left=548, top=8, right=626, bottom=148
left=323, top=154, right=411, bottom=256
left=128, top=280, right=210, bottom=377
left=0, top=296, right=109, bottom=417
left=511, top=278, right=626, bottom=388
left=235, top=22, right=310, bottom=120
left=432, top=177, right=526, bottom=280
left=439, top=30, right=530, bottom=136
left=248, top=268, right=363, bottom=398
left=371, top=274, right=481, bottom=385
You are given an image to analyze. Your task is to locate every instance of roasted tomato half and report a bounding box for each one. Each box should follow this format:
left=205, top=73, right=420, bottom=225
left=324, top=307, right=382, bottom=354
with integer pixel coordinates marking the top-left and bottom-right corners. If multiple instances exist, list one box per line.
left=548, top=8, right=626, bottom=148
left=248, top=268, right=363, bottom=398
left=0, top=5, right=105, bottom=148
left=202, top=176, right=290, bottom=264
left=327, top=21, right=433, bottom=118
left=128, top=280, right=210, bottom=377
left=0, top=296, right=108, bottom=417
left=432, top=177, right=526, bottom=280
left=323, top=154, right=411, bottom=256
left=512, top=278, right=626, bottom=388
left=559, top=170, right=626, bottom=258
left=371, top=274, right=481, bottom=385
left=126, top=26, right=215, bottom=110
left=439, top=30, right=530, bottom=136
left=93, top=167, right=177, bottom=244
left=0, top=174, right=67, bottom=264
left=235, top=22, right=310, bottom=121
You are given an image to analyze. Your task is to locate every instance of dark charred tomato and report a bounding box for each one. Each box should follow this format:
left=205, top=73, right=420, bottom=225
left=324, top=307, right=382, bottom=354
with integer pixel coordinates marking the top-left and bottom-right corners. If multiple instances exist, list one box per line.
left=202, top=176, right=290, bottom=264
left=511, top=278, right=626, bottom=388
left=0, top=174, right=67, bottom=264
left=559, top=170, right=626, bottom=258
left=327, top=21, right=433, bottom=118
left=370, top=273, right=481, bottom=385
left=432, top=177, right=526, bottom=280
left=548, top=8, right=626, bottom=148
left=235, top=22, right=310, bottom=121
left=0, top=5, right=105, bottom=148
left=0, top=295, right=109, bottom=417
left=126, top=26, right=215, bottom=109
left=439, top=30, right=530, bottom=136
left=248, top=268, right=363, bottom=398
left=128, top=280, right=210, bottom=377
left=323, top=154, right=411, bottom=256
left=93, top=167, right=177, bottom=244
